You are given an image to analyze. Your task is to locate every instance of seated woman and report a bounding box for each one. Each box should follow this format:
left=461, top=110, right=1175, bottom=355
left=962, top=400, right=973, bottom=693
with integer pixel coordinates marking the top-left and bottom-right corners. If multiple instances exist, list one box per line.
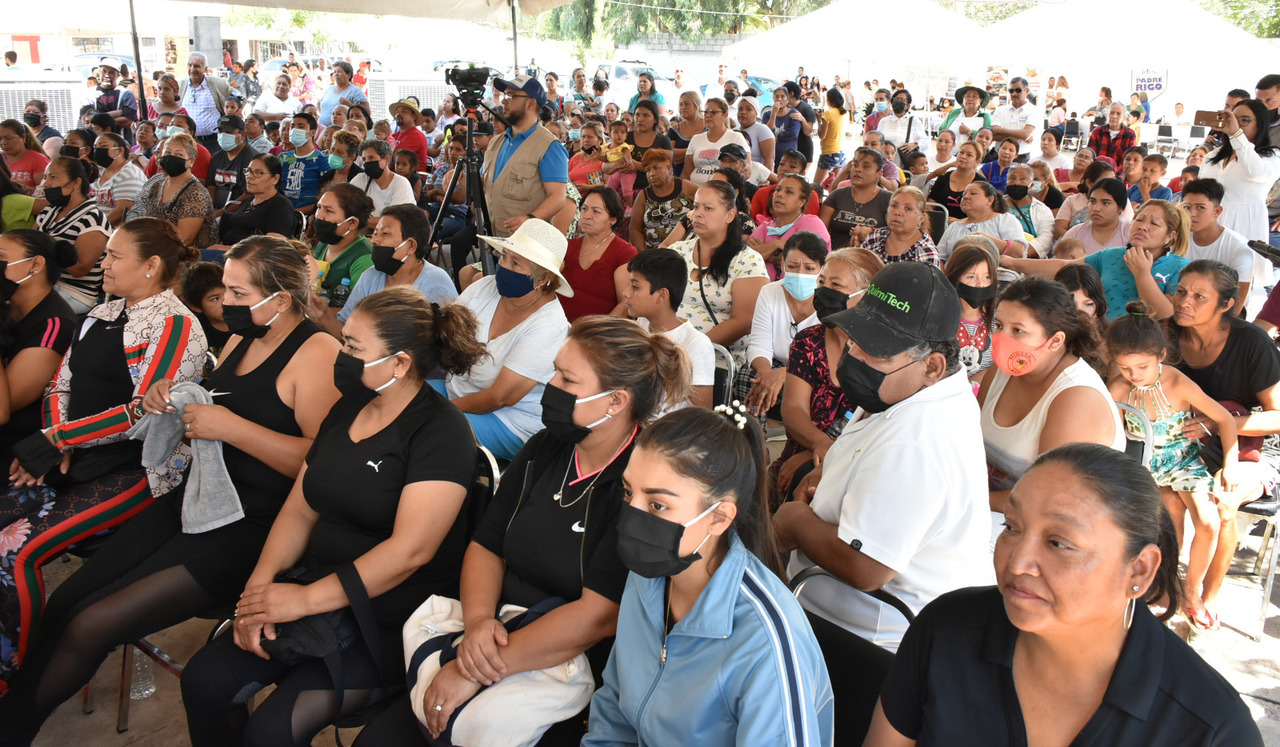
left=670, top=181, right=768, bottom=370
left=1027, top=160, right=1065, bottom=212
left=748, top=175, right=831, bottom=278
left=630, top=148, right=697, bottom=252
left=1059, top=177, right=1133, bottom=256
left=583, top=407, right=834, bottom=746
left=977, top=276, right=1124, bottom=516
left=0, top=218, right=206, bottom=689
left=0, top=167, right=40, bottom=233
left=1054, top=146, right=1095, bottom=193
left=860, top=186, right=939, bottom=266
left=0, top=119, right=49, bottom=194
left=1005, top=199, right=1189, bottom=321
left=773, top=247, right=882, bottom=500
left=744, top=231, right=825, bottom=418
left=88, top=132, right=145, bottom=227
left=864, top=444, right=1262, bottom=746
left=945, top=237, right=999, bottom=377
left=33, top=157, right=110, bottom=315
left=332, top=203, right=457, bottom=335
left=978, top=138, right=1020, bottom=193
left=132, top=133, right=217, bottom=249
left=309, top=183, right=375, bottom=329
left=0, top=231, right=77, bottom=464
left=354, top=316, right=690, bottom=746
left=318, top=129, right=363, bottom=188
left=561, top=187, right=637, bottom=322
left=209, top=154, right=295, bottom=252
left=935, top=182, right=1026, bottom=261
left=181, top=286, right=485, bottom=747
left=568, top=121, right=606, bottom=190
left=0, top=238, right=341, bottom=741
left=445, top=219, right=572, bottom=461
left=927, top=142, right=984, bottom=220
left=1172, top=260, right=1280, bottom=628
left=1053, top=162, right=1133, bottom=240
left=821, top=147, right=892, bottom=249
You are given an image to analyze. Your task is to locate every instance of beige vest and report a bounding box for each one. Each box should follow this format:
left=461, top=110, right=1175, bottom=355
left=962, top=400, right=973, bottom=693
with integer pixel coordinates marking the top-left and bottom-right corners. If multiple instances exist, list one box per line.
left=483, top=124, right=557, bottom=237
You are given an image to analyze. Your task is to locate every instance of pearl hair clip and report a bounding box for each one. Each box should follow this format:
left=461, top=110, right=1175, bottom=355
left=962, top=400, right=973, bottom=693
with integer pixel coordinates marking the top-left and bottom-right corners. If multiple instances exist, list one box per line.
left=713, top=401, right=749, bottom=430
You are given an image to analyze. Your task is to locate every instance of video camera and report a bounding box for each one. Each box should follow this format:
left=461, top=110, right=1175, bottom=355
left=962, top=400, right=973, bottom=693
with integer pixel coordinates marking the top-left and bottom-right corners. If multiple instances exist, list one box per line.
left=446, top=66, right=490, bottom=109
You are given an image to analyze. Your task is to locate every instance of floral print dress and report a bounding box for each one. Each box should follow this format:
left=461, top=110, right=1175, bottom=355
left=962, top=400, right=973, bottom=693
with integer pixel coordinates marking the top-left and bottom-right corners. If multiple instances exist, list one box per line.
left=672, top=238, right=768, bottom=366
left=641, top=178, right=694, bottom=251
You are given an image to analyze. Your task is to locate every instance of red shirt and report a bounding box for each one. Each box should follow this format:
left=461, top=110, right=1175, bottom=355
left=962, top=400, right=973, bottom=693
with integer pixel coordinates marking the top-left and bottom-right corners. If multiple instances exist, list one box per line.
left=3, top=149, right=50, bottom=192
left=145, top=143, right=212, bottom=181
left=1086, top=125, right=1137, bottom=167
left=750, top=185, right=820, bottom=222
left=558, top=234, right=637, bottom=322
left=388, top=127, right=430, bottom=173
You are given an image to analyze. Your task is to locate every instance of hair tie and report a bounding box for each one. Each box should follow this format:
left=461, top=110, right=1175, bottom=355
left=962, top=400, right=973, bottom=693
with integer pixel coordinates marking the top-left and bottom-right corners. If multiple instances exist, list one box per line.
left=430, top=302, right=443, bottom=324
left=713, top=401, right=749, bottom=431
left=1129, top=309, right=1146, bottom=317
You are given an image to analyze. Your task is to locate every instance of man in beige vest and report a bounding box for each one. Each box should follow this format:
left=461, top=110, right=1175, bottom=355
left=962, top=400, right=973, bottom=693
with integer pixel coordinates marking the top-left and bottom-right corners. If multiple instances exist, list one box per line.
left=483, top=75, right=569, bottom=238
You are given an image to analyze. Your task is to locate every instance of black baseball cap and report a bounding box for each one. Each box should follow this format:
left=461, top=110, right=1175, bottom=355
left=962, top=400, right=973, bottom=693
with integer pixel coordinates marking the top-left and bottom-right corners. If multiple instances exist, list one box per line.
left=718, top=143, right=748, bottom=162
left=825, top=263, right=960, bottom=358
left=217, top=114, right=246, bottom=133
left=472, top=120, right=494, bottom=135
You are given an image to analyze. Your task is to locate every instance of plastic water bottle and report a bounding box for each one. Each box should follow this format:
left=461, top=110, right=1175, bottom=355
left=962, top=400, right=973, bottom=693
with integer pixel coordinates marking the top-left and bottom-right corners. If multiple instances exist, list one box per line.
left=130, top=650, right=156, bottom=700
left=329, top=277, right=352, bottom=309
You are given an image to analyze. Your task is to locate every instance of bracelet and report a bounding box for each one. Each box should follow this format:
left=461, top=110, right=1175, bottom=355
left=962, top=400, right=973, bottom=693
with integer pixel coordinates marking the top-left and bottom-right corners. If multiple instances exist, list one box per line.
left=526, top=212, right=536, bottom=220
left=1002, top=240, right=1012, bottom=255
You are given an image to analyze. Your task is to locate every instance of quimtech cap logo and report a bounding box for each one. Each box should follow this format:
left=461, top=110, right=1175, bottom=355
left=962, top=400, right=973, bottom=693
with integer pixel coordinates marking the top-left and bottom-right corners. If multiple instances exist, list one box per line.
left=866, top=283, right=910, bottom=314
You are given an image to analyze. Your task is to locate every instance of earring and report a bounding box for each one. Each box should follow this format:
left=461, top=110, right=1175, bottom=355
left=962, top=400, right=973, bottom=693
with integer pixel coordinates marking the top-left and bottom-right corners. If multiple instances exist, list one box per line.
left=1123, top=584, right=1139, bottom=631
left=146, top=273, right=152, bottom=278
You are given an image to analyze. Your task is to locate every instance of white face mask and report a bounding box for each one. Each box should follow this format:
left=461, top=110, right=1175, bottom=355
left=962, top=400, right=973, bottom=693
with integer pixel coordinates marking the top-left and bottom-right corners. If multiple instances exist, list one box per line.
left=575, top=388, right=616, bottom=429
left=9, top=256, right=34, bottom=284
left=365, top=350, right=405, bottom=392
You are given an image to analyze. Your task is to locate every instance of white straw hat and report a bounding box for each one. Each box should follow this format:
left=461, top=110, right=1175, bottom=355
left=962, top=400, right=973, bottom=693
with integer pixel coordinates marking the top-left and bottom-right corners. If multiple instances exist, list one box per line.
left=479, top=219, right=574, bottom=297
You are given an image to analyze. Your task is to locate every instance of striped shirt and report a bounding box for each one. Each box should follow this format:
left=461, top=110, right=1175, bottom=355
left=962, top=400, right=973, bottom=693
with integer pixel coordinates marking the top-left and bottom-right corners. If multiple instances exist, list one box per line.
left=35, top=201, right=111, bottom=310
left=90, top=163, right=147, bottom=211
left=43, top=289, right=208, bottom=496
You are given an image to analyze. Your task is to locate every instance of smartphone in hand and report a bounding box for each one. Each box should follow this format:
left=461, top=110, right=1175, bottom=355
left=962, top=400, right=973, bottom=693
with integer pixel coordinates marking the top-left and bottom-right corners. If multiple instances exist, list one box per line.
left=1193, top=110, right=1222, bottom=128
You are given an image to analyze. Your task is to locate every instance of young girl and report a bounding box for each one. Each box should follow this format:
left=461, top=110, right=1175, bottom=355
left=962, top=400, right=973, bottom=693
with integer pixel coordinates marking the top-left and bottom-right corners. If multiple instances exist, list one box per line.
left=583, top=406, right=833, bottom=745
left=815, top=88, right=848, bottom=185
left=1105, top=301, right=1239, bottom=631
left=944, top=238, right=999, bottom=376
left=603, top=120, right=637, bottom=202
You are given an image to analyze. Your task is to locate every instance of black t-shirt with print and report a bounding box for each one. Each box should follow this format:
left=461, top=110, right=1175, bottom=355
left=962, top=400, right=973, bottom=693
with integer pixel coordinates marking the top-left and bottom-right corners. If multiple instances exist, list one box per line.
left=472, top=429, right=632, bottom=609
left=207, top=146, right=255, bottom=209
left=302, top=385, right=477, bottom=625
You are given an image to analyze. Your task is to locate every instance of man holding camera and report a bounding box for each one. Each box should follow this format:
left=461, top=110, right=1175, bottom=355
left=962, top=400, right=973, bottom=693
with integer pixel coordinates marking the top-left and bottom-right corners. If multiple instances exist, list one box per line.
left=484, top=75, right=569, bottom=238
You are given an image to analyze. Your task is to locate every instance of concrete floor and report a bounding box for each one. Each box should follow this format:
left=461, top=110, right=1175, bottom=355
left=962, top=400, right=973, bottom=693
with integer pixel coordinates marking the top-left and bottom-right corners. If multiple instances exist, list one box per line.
left=24, top=517, right=1280, bottom=747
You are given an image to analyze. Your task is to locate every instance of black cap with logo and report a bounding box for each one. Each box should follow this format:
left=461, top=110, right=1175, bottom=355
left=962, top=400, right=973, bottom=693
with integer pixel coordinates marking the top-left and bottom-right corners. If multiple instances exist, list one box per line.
left=824, top=262, right=961, bottom=358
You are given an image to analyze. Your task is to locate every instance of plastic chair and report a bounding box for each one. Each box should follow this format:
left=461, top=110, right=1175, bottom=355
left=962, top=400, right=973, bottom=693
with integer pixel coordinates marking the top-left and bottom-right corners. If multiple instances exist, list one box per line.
left=788, top=565, right=917, bottom=625
left=711, top=343, right=736, bottom=407
left=1062, top=119, right=1083, bottom=151
left=1114, top=401, right=1154, bottom=468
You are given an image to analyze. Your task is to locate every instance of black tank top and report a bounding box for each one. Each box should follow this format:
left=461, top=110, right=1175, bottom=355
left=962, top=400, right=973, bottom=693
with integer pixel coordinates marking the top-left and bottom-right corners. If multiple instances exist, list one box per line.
left=205, top=319, right=322, bottom=523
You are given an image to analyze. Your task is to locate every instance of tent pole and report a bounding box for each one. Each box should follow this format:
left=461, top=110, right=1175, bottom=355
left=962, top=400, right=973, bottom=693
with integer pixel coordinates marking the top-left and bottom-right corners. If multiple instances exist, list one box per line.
left=128, top=0, right=147, bottom=123
left=511, top=0, right=520, bottom=72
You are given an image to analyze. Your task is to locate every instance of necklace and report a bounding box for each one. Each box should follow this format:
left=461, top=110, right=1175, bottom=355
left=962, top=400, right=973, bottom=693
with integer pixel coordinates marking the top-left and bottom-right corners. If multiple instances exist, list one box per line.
left=552, top=427, right=635, bottom=508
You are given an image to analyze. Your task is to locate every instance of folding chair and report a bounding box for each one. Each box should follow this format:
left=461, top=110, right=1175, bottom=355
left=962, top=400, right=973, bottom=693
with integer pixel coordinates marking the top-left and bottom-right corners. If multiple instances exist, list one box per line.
left=1114, top=401, right=1154, bottom=468
left=1061, top=119, right=1083, bottom=151
left=1155, top=125, right=1177, bottom=158
left=711, top=343, right=736, bottom=407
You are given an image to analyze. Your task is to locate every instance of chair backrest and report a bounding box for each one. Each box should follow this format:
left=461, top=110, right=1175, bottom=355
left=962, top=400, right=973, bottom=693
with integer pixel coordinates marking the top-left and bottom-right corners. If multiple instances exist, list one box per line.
left=1157, top=125, right=1173, bottom=138
left=1064, top=119, right=1080, bottom=136
left=711, top=343, right=736, bottom=407
left=925, top=208, right=948, bottom=244
left=466, top=445, right=501, bottom=538
left=805, top=611, right=894, bottom=746
left=1189, top=125, right=1207, bottom=139
left=789, top=565, right=916, bottom=624
left=292, top=209, right=307, bottom=239
left=1114, top=401, right=1154, bottom=469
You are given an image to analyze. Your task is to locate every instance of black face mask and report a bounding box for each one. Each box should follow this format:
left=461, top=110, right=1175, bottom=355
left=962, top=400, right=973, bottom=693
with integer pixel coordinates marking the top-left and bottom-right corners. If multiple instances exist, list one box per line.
left=836, top=352, right=916, bottom=415
left=362, top=161, right=385, bottom=180
left=313, top=217, right=352, bottom=246
left=615, top=502, right=720, bottom=578
left=333, top=351, right=372, bottom=398
left=539, top=383, right=613, bottom=444
left=0, top=261, right=17, bottom=305
left=92, top=147, right=116, bottom=168
left=221, top=293, right=279, bottom=339
left=891, top=99, right=908, bottom=115
left=43, top=186, right=70, bottom=208
left=955, top=282, right=998, bottom=308
left=59, top=145, right=83, bottom=159
left=158, top=155, right=188, bottom=177
left=1005, top=184, right=1029, bottom=201
left=724, top=91, right=738, bottom=104
left=370, top=243, right=405, bottom=276
left=580, top=145, right=598, bottom=155
left=23, top=113, right=42, bottom=129
left=812, top=286, right=849, bottom=321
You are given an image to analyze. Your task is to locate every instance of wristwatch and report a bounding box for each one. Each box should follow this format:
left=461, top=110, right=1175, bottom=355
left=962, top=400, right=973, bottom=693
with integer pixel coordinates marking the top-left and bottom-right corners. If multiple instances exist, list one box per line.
left=526, top=213, right=536, bottom=220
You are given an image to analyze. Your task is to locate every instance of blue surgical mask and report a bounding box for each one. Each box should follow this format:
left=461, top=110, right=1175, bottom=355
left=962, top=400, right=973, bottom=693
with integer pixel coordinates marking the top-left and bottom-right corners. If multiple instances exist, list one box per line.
left=568, top=128, right=581, bottom=141
left=781, top=272, right=819, bottom=300
left=289, top=128, right=309, bottom=147
left=874, top=100, right=888, bottom=113
left=328, top=153, right=346, bottom=169
left=217, top=133, right=239, bottom=151
left=494, top=264, right=536, bottom=298
left=165, top=125, right=184, bottom=137
left=1030, top=180, right=1043, bottom=194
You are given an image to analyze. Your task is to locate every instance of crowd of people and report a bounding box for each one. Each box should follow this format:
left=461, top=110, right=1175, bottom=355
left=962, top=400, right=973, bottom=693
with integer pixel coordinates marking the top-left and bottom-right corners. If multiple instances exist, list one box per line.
left=0, top=45, right=1274, bottom=745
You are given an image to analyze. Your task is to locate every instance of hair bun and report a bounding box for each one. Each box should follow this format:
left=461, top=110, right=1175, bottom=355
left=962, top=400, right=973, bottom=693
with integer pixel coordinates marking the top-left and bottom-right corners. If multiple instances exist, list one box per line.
left=1124, top=300, right=1149, bottom=316
left=53, top=239, right=79, bottom=269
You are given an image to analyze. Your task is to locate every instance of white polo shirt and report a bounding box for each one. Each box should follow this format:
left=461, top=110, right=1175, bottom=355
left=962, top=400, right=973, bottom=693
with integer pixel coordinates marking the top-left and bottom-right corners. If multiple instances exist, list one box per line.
left=786, top=369, right=995, bottom=651
left=993, top=101, right=1040, bottom=157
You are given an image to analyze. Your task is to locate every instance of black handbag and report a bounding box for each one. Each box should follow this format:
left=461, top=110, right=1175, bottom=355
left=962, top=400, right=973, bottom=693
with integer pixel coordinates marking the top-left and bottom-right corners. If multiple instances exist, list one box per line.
left=260, top=563, right=387, bottom=717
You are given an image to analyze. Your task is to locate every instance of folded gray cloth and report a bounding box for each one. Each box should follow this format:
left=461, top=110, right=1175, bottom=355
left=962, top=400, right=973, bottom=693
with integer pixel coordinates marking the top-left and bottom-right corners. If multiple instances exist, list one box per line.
left=127, top=381, right=243, bottom=533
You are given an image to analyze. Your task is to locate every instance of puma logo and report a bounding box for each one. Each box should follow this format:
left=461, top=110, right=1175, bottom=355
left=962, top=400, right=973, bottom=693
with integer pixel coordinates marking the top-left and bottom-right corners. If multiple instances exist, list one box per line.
left=571, top=521, right=585, bottom=533
left=367, top=460, right=383, bottom=472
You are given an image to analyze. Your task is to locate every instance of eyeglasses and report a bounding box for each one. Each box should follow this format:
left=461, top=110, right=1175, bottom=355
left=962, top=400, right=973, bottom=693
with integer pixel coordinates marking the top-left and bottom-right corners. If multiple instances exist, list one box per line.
left=243, top=169, right=270, bottom=178
left=704, top=109, right=726, bottom=115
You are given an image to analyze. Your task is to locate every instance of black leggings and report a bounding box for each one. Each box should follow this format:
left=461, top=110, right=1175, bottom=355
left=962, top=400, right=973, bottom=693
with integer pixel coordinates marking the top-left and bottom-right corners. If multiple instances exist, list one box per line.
left=181, top=629, right=396, bottom=747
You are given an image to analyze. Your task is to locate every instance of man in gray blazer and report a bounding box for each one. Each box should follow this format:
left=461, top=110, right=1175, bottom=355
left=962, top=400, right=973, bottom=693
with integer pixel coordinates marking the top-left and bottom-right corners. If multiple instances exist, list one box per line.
left=179, top=52, right=231, bottom=154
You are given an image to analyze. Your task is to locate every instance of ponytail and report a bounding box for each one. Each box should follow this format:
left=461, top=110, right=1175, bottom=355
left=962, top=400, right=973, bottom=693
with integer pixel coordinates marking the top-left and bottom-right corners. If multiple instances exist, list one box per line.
left=353, top=287, right=486, bottom=377
left=568, top=316, right=692, bottom=424
left=431, top=301, right=488, bottom=376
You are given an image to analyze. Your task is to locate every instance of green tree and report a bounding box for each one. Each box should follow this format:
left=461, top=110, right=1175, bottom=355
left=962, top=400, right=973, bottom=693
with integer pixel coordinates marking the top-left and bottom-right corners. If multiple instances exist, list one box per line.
left=938, top=1, right=1035, bottom=26
left=1198, top=0, right=1280, bottom=37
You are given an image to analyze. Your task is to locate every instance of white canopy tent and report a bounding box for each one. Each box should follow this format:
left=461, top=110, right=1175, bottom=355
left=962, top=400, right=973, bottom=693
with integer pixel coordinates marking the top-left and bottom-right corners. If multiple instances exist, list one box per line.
left=986, top=0, right=1274, bottom=120
left=721, top=0, right=985, bottom=101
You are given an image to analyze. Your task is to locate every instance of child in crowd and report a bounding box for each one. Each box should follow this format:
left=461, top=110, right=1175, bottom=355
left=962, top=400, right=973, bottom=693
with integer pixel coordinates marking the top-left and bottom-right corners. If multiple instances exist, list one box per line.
left=1171, top=165, right=1199, bottom=199
left=344, top=119, right=368, bottom=140
left=944, top=240, right=998, bottom=376
left=373, top=119, right=392, bottom=141
left=265, top=121, right=281, bottom=148
left=1053, top=236, right=1086, bottom=260
left=1130, top=153, right=1172, bottom=206
left=393, top=148, right=426, bottom=205
left=880, top=140, right=903, bottom=185
left=603, top=120, right=637, bottom=203
left=180, top=262, right=231, bottom=355
left=624, top=249, right=714, bottom=411
left=1105, top=301, right=1239, bottom=632
left=904, top=151, right=930, bottom=185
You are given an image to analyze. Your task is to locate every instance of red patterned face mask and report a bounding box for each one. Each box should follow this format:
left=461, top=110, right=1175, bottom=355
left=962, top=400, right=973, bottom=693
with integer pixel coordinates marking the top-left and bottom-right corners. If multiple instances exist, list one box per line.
left=990, top=331, right=1053, bottom=377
